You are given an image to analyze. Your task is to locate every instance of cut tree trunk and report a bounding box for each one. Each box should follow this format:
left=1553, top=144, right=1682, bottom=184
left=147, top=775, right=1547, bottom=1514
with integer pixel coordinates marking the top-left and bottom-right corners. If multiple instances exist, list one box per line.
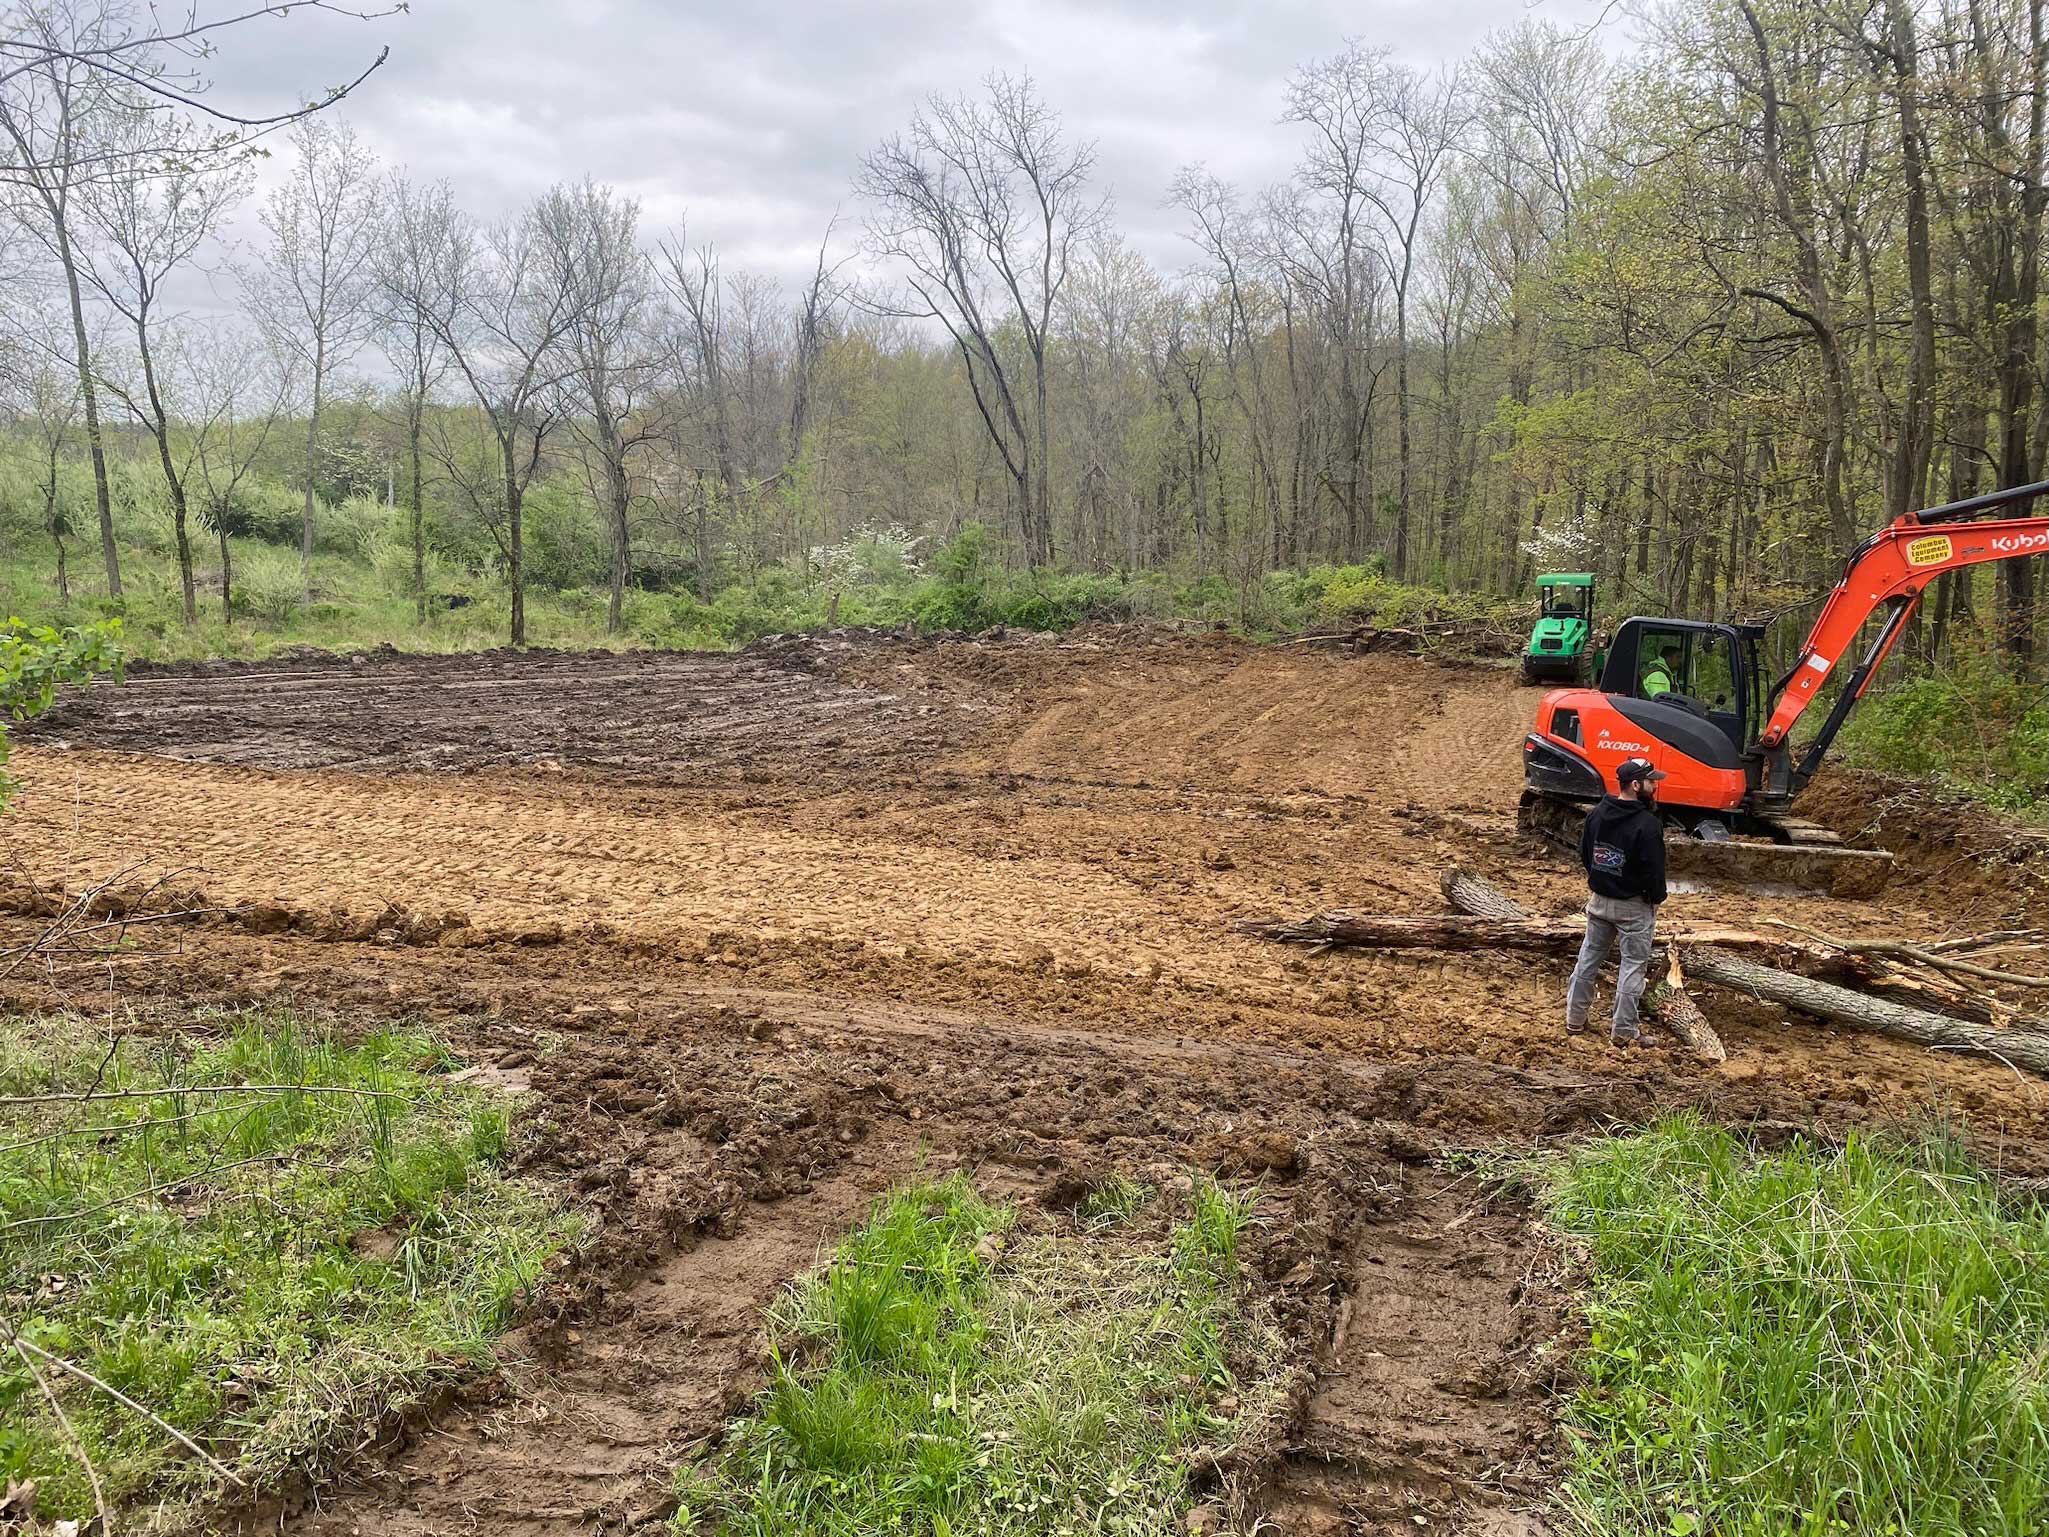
left=1233, top=911, right=1783, bottom=955
left=1650, top=950, right=1727, bottom=1063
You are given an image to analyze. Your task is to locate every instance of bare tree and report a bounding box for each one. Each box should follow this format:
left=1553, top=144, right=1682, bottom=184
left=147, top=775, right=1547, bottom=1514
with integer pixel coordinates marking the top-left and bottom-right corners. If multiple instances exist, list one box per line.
left=77, top=105, right=249, bottom=622
left=1273, top=52, right=1389, bottom=563
left=786, top=219, right=846, bottom=467
left=186, top=322, right=295, bottom=622
left=243, top=115, right=382, bottom=600
left=1171, top=168, right=1292, bottom=565
left=415, top=187, right=591, bottom=645
left=655, top=229, right=744, bottom=595
left=373, top=170, right=456, bottom=623
left=1, top=0, right=394, bottom=187
left=0, top=4, right=131, bottom=594
left=858, top=72, right=1105, bottom=566
left=1294, top=48, right=1475, bottom=582
left=556, top=178, right=657, bottom=634
left=0, top=305, right=84, bottom=597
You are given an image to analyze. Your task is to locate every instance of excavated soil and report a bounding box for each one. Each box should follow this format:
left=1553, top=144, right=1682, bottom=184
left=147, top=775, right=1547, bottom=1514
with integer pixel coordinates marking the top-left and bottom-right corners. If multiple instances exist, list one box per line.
left=4, top=627, right=2044, bottom=1536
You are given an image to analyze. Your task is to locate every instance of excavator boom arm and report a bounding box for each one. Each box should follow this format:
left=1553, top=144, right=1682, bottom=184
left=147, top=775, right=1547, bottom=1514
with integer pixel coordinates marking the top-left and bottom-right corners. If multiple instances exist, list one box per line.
left=1759, top=486, right=2049, bottom=753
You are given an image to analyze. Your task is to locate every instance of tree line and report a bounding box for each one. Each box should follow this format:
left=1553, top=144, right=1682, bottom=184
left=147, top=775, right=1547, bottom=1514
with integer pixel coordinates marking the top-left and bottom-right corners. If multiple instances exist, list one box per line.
left=1, top=0, right=2043, bottom=668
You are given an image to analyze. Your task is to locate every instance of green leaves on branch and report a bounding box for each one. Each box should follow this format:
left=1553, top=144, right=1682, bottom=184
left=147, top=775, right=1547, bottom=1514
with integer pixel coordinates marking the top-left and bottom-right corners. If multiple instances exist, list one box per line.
left=0, top=618, right=122, bottom=722
left=0, top=618, right=123, bottom=803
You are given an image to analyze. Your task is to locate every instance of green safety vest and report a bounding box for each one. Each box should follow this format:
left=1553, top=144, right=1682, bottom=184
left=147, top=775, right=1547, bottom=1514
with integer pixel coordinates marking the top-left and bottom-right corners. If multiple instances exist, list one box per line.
left=1643, top=662, right=1674, bottom=697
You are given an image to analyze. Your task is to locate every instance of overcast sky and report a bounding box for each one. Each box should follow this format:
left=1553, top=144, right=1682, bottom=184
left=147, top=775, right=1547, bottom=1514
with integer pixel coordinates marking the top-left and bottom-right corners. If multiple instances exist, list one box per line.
left=199, top=0, right=1622, bottom=294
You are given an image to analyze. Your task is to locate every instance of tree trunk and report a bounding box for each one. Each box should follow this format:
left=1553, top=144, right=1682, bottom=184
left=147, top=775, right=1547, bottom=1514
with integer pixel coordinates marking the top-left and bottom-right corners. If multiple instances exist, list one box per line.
left=606, top=451, right=630, bottom=636
left=502, top=435, right=526, bottom=647
left=1393, top=298, right=1412, bottom=578
left=1031, top=340, right=1054, bottom=568
left=217, top=522, right=233, bottom=622
left=301, top=348, right=326, bottom=603
left=54, top=230, right=119, bottom=598
left=136, top=334, right=197, bottom=625
left=1236, top=909, right=1787, bottom=955
left=1884, top=0, right=1938, bottom=523
left=42, top=444, right=67, bottom=603
left=409, top=394, right=426, bottom=626
left=1995, top=0, right=2047, bottom=663
left=596, top=403, right=631, bottom=637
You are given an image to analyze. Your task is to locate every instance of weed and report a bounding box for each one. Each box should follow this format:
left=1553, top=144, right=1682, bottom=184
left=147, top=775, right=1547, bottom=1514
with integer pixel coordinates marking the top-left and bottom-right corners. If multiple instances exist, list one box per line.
left=1837, top=649, right=2047, bottom=814
left=1173, top=1174, right=1256, bottom=1283
left=674, top=1174, right=1287, bottom=1535
left=1075, top=1175, right=1150, bottom=1229
left=1543, top=1114, right=2049, bottom=1537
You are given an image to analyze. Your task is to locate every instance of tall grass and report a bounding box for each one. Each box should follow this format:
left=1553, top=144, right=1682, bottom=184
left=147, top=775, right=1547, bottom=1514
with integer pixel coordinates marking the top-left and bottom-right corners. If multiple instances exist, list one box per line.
left=1544, top=1116, right=2049, bottom=1537
left=0, top=1009, right=578, bottom=1522
left=1836, top=649, right=2048, bottom=815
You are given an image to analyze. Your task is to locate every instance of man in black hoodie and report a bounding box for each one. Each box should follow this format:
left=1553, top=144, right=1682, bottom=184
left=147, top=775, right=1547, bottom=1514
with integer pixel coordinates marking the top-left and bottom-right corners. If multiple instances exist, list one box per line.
left=1565, top=756, right=1668, bottom=1046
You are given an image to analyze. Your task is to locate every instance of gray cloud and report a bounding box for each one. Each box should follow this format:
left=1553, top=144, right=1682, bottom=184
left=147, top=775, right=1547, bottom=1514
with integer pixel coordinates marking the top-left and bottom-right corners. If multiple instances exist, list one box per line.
left=194, top=0, right=1612, bottom=293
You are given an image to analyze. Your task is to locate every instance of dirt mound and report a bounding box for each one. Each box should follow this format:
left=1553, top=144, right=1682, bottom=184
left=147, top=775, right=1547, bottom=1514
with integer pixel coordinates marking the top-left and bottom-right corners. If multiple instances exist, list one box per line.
left=1799, top=767, right=2048, bottom=929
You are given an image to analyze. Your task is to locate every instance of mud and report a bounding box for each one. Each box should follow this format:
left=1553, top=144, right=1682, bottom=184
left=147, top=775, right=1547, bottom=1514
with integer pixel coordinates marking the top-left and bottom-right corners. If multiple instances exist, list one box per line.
left=4, top=628, right=2043, bottom=1536
left=24, top=644, right=982, bottom=778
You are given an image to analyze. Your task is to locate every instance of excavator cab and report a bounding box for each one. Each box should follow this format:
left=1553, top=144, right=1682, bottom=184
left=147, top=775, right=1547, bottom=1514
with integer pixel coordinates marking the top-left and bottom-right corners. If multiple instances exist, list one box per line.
left=1595, top=618, right=1766, bottom=760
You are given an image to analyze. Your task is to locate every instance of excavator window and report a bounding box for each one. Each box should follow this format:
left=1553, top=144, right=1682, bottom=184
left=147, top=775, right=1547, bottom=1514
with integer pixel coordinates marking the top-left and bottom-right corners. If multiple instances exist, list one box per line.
left=1694, top=635, right=1736, bottom=709
left=1636, top=632, right=1689, bottom=697
left=1695, top=632, right=1746, bottom=751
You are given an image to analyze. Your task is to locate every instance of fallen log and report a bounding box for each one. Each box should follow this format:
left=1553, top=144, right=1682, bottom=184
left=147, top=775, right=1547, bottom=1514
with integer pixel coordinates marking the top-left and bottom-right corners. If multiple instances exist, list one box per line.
left=1764, top=918, right=2049, bottom=990
left=1442, top=868, right=2046, bottom=1079
left=1434, top=869, right=1726, bottom=1061
left=1233, top=910, right=1787, bottom=955
left=1678, top=946, right=2049, bottom=1078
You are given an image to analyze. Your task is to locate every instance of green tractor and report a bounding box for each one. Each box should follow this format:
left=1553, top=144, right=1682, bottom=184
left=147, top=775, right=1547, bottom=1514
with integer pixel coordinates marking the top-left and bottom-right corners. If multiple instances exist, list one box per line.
left=1521, top=572, right=1596, bottom=685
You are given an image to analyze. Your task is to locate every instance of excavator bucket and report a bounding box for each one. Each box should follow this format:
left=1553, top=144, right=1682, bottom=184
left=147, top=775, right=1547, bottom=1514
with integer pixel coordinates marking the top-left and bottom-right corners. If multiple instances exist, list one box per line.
left=1517, top=793, right=1895, bottom=899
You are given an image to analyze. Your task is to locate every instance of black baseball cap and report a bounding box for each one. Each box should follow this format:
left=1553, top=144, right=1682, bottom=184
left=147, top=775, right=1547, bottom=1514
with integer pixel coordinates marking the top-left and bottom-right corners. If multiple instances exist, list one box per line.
left=1617, top=757, right=1667, bottom=786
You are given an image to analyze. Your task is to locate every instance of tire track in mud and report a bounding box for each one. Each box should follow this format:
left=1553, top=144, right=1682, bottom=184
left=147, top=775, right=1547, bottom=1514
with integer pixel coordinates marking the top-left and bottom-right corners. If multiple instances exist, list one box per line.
left=282, top=1165, right=891, bottom=1537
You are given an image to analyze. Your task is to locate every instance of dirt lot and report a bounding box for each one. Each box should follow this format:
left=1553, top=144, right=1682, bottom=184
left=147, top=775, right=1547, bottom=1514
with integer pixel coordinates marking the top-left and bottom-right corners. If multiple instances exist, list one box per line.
left=4, top=628, right=2043, bottom=1536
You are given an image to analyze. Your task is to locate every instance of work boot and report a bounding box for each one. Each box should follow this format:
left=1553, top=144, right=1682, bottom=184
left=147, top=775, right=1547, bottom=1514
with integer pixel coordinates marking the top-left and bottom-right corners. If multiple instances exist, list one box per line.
left=1609, top=1028, right=1642, bottom=1049
left=1565, top=1017, right=1586, bottom=1036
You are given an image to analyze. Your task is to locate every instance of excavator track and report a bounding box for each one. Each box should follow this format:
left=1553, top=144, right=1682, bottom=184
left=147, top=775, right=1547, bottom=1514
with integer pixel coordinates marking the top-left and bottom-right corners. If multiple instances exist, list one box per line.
left=1518, top=792, right=1895, bottom=898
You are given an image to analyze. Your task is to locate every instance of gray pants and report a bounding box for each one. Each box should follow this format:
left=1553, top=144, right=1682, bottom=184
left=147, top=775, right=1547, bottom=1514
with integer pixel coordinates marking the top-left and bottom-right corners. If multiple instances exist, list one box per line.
left=1566, top=893, right=1657, bottom=1040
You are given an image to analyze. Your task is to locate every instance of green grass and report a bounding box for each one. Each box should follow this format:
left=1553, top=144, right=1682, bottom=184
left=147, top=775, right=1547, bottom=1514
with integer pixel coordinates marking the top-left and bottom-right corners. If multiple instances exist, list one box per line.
left=1074, top=1175, right=1151, bottom=1230
left=0, top=1008, right=580, bottom=1523
left=672, top=1172, right=1286, bottom=1535
left=1542, top=1116, right=2049, bottom=1537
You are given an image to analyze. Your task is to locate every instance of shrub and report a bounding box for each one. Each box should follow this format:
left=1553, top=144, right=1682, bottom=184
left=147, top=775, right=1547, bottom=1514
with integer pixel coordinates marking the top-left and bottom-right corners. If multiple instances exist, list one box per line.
left=0, top=614, right=121, bottom=802
left=1838, top=651, right=2047, bottom=813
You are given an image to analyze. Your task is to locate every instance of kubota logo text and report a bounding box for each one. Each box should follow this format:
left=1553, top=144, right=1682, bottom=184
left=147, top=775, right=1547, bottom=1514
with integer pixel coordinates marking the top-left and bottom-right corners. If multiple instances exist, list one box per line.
left=1989, top=530, right=2049, bottom=555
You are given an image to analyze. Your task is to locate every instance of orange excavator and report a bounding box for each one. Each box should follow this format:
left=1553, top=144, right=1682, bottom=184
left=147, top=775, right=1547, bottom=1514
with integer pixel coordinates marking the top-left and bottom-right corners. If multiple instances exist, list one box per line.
left=1520, top=478, right=2049, bottom=892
